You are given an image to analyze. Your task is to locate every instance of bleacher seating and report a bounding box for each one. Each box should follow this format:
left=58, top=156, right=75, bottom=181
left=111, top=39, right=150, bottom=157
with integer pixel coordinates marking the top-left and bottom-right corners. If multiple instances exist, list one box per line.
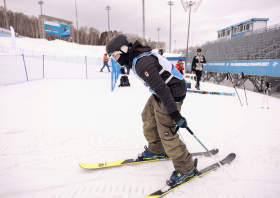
left=188, top=23, right=280, bottom=62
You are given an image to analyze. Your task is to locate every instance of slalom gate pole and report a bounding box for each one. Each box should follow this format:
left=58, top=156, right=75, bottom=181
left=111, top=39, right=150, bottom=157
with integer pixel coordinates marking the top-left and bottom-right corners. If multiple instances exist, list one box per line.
left=241, top=72, right=248, bottom=105
left=228, top=72, right=242, bottom=106
left=186, top=127, right=232, bottom=177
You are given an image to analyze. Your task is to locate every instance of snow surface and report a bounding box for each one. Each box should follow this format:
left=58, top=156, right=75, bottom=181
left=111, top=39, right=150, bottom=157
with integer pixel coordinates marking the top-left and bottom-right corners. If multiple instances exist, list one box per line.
left=1, top=36, right=280, bottom=198
left=0, top=37, right=106, bottom=57
left=1, top=74, right=280, bottom=198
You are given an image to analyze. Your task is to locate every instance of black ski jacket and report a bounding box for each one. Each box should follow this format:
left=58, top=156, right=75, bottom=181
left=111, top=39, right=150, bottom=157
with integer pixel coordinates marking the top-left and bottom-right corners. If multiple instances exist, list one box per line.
left=191, top=54, right=206, bottom=71
left=128, top=41, right=187, bottom=114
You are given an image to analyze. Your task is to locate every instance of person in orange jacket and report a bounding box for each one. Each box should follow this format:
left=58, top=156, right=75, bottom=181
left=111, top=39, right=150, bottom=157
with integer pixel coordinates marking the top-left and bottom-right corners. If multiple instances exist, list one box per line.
left=100, top=53, right=110, bottom=72
left=175, top=59, right=184, bottom=75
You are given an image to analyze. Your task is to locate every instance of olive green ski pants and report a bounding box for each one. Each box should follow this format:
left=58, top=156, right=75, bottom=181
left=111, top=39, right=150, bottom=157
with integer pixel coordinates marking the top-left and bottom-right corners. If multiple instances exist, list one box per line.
left=141, top=95, right=194, bottom=175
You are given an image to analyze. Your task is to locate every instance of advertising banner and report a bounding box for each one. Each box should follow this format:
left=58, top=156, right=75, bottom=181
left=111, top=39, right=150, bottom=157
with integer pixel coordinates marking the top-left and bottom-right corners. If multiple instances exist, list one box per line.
left=203, top=59, right=280, bottom=77
left=44, top=21, right=70, bottom=38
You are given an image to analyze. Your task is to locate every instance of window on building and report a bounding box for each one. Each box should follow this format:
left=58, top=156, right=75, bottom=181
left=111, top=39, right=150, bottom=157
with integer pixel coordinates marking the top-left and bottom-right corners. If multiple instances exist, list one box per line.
left=233, top=27, right=237, bottom=34
left=227, top=30, right=230, bottom=36
left=222, top=31, right=225, bottom=37
left=246, top=23, right=251, bottom=31
left=239, top=25, right=243, bottom=32
left=218, top=33, right=220, bottom=38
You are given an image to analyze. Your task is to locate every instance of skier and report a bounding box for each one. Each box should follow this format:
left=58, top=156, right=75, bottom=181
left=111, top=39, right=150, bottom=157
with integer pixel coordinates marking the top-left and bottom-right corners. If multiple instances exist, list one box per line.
left=106, top=34, right=195, bottom=184
left=100, top=53, right=110, bottom=72
left=191, top=48, right=206, bottom=90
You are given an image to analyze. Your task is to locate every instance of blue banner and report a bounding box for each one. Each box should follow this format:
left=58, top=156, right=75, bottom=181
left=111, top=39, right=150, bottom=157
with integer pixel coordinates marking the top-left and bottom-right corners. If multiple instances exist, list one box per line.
left=203, top=59, right=280, bottom=77
left=111, top=59, right=121, bottom=91
left=44, top=21, right=70, bottom=38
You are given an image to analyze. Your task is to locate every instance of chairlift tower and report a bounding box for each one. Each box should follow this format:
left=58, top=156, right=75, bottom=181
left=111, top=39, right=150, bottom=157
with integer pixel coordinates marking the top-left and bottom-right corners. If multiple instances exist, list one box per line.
left=181, top=0, right=202, bottom=66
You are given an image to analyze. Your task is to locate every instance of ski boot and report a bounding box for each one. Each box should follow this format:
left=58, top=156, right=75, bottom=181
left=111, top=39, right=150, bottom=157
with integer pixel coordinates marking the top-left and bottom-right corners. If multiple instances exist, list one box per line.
left=167, top=158, right=199, bottom=186
left=137, top=145, right=168, bottom=161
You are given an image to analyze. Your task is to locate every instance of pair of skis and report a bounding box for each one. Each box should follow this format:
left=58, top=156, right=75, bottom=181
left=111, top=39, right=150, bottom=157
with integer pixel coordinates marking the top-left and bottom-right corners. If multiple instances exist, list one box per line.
left=79, top=149, right=236, bottom=198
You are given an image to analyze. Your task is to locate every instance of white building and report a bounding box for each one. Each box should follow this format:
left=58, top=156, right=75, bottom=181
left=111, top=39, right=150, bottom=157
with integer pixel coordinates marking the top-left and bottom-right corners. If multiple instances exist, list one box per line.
left=217, top=18, right=269, bottom=40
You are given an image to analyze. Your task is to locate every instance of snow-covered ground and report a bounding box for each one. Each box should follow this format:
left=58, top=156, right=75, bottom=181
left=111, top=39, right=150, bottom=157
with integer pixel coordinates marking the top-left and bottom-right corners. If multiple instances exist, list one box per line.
left=1, top=36, right=280, bottom=197
left=0, top=73, right=280, bottom=198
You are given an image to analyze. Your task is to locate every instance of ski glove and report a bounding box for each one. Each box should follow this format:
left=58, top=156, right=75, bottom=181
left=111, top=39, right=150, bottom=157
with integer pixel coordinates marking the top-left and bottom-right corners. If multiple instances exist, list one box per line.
left=170, top=110, right=188, bottom=128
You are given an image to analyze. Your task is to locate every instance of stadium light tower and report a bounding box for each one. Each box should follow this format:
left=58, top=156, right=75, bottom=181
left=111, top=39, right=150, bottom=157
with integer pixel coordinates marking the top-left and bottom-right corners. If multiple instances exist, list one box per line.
left=38, top=1, right=44, bottom=15
left=153, top=26, right=165, bottom=49
left=181, top=0, right=202, bottom=66
left=3, top=0, right=9, bottom=30
left=167, top=1, right=174, bottom=53
left=106, top=6, right=111, bottom=41
left=75, top=0, right=79, bottom=44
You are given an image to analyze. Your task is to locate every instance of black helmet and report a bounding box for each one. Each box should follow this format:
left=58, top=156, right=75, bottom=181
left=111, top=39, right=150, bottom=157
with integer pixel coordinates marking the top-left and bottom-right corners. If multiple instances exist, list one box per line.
left=197, top=48, right=202, bottom=52
left=159, top=49, right=164, bottom=53
left=106, top=34, right=132, bottom=57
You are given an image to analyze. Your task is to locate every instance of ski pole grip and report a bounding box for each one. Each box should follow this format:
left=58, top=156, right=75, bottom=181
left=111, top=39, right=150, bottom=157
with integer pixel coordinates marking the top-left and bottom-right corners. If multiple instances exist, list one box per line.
left=186, top=127, right=194, bottom=135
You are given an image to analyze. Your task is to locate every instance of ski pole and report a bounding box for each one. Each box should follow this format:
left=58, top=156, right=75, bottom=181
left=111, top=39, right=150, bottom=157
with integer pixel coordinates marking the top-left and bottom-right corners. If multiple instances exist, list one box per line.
left=186, top=127, right=232, bottom=177
left=266, top=82, right=269, bottom=109
left=228, top=72, right=242, bottom=106
left=241, top=72, right=248, bottom=105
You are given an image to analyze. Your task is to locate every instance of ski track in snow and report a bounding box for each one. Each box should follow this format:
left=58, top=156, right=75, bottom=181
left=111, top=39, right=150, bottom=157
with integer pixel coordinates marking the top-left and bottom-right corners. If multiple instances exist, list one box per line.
left=1, top=75, right=280, bottom=198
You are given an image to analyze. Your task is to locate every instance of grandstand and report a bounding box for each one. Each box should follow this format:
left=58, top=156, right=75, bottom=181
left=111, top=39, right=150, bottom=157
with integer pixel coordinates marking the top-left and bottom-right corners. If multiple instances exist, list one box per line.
left=188, top=23, right=280, bottom=62
left=186, top=22, right=280, bottom=96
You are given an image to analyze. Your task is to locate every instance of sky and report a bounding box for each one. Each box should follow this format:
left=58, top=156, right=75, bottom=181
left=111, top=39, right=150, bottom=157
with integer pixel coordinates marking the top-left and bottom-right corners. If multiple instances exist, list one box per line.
left=2, top=0, right=280, bottom=52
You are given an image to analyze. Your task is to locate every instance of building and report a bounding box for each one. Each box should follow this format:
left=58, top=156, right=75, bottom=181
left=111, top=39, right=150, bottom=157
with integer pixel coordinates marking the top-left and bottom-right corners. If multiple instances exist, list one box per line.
left=217, top=18, right=269, bottom=40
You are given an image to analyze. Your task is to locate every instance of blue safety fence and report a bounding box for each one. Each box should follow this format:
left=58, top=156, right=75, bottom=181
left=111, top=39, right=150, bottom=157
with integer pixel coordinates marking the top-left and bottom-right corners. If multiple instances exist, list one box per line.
left=111, top=59, right=121, bottom=91
left=167, top=57, right=280, bottom=76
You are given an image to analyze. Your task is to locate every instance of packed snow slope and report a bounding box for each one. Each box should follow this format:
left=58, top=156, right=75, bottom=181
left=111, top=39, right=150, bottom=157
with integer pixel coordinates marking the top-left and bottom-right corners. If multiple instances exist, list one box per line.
left=0, top=37, right=106, bottom=57
left=0, top=74, right=280, bottom=198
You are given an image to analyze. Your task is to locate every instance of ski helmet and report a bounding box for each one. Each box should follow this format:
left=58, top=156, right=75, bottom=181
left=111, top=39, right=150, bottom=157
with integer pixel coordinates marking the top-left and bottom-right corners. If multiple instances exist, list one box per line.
left=159, top=49, right=164, bottom=54
left=106, top=34, right=132, bottom=57
left=197, top=48, right=202, bottom=52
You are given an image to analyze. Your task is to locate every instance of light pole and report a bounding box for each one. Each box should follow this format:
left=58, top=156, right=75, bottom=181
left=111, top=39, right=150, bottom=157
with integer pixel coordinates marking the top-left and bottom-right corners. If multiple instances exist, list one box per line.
left=106, top=6, right=111, bottom=41
left=142, top=0, right=145, bottom=45
left=38, top=1, right=44, bottom=15
left=155, top=27, right=162, bottom=49
left=75, top=0, right=79, bottom=44
left=181, top=0, right=202, bottom=67
left=167, top=1, right=174, bottom=53
left=3, top=0, right=9, bottom=30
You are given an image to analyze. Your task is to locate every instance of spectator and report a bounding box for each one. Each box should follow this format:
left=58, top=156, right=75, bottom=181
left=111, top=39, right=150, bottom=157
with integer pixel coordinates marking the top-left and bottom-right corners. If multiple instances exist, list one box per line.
left=100, top=53, right=110, bottom=72
left=191, top=48, right=206, bottom=90
left=175, top=59, right=184, bottom=75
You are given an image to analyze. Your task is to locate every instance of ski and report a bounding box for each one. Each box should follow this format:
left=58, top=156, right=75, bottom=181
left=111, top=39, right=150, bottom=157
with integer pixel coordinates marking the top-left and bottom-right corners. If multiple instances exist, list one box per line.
left=187, top=89, right=235, bottom=96
left=145, top=153, right=236, bottom=198
left=79, top=149, right=219, bottom=170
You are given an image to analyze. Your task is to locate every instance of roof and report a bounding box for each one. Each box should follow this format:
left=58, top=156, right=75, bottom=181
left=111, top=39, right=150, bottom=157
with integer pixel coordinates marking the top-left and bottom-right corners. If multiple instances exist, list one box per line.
left=217, top=18, right=269, bottom=33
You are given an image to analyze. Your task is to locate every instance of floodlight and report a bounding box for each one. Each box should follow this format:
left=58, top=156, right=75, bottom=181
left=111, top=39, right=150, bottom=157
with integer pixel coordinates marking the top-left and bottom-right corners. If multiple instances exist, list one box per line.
left=193, top=0, right=202, bottom=12
left=181, top=0, right=189, bottom=12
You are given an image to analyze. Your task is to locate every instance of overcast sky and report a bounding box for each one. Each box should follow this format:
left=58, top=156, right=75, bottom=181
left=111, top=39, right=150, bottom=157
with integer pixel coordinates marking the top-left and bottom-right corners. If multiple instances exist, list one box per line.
left=2, top=0, right=280, bottom=51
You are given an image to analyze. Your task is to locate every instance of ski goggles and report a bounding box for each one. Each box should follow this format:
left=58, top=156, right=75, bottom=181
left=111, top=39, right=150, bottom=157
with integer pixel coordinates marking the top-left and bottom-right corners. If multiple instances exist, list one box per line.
left=111, top=51, right=122, bottom=61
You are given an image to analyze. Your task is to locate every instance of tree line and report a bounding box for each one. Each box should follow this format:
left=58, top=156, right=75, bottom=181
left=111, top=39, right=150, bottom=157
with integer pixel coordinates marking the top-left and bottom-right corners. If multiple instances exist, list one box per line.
left=0, top=6, right=166, bottom=51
